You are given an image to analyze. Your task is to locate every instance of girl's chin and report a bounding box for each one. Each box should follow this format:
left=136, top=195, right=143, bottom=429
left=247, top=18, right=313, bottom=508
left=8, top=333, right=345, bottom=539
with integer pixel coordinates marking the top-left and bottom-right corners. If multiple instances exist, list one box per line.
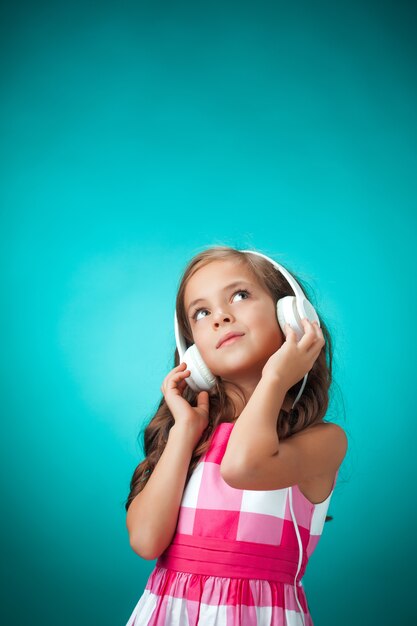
left=213, top=362, right=264, bottom=379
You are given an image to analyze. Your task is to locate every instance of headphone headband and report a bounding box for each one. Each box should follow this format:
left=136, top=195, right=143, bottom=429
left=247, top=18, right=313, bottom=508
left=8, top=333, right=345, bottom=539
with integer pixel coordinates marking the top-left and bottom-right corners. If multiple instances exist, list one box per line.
left=240, top=249, right=306, bottom=300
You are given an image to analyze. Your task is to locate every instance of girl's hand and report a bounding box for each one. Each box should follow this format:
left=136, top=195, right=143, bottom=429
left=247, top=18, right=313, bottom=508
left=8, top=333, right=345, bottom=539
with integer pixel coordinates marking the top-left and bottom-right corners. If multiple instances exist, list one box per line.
left=261, top=319, right=325, bottom=391
left=161, top=362, right=210, bottom=445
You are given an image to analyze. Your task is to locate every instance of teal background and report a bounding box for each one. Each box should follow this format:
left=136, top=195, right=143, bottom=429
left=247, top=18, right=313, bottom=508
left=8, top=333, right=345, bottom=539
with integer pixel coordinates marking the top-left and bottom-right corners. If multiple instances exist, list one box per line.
left=1, top=1, right=416, bottom=624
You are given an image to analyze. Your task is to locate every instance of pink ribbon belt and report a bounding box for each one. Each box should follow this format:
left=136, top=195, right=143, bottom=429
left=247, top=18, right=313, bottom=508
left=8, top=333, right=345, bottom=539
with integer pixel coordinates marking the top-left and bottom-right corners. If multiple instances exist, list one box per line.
left=156, top=533, right=307, bottom=585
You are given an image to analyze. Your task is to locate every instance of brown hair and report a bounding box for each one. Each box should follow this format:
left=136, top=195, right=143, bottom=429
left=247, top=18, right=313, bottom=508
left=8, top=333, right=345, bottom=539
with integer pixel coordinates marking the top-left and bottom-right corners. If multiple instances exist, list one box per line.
left=125, top=246, right=336, bottom=521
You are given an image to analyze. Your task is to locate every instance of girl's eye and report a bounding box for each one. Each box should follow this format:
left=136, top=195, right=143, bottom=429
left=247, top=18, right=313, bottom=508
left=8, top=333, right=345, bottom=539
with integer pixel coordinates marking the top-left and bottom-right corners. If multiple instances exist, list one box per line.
left=191, top=289, right=250, bottom=321
left=232, top=289, right=250, bottom=303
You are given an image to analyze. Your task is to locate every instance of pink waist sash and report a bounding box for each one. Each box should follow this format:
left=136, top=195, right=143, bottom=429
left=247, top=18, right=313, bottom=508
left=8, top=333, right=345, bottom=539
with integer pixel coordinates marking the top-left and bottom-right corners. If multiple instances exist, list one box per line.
left=156, top=533, right=307, bottom=585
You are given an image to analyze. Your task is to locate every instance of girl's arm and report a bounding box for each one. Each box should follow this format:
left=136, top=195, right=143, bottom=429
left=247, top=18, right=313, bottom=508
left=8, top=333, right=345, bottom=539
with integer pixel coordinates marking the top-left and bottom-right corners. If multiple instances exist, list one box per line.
left=222, top=319, right=325, bottom=472
left=222, top=373, right=286, bottom=472
left=126, top=423, right=197, bottom=560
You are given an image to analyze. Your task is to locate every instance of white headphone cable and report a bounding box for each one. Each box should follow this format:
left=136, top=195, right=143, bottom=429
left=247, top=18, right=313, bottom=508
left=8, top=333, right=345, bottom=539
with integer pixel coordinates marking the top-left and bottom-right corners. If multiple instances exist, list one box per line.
left=288, top=486, right=306, bottom=626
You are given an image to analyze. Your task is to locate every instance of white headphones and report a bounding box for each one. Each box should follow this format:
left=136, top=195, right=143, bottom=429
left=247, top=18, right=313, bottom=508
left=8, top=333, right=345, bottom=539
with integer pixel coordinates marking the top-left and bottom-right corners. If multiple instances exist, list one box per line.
left=174, top=249, right=321, bottom=409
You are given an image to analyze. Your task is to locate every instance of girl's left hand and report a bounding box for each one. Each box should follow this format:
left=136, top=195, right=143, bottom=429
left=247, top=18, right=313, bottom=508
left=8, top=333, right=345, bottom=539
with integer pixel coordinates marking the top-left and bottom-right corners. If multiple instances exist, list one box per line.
left=261, top=318, right=325, bottom=391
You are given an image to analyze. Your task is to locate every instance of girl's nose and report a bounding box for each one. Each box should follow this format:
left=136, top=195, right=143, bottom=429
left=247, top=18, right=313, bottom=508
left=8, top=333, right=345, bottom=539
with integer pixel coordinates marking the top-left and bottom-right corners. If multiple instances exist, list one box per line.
left=212, top=309, right=234, bottom=325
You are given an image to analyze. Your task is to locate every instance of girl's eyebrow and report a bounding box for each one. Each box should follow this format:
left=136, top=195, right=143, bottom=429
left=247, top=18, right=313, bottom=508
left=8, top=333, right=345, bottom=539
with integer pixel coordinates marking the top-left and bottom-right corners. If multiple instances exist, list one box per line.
left=187, top=280, right=255, bottom=313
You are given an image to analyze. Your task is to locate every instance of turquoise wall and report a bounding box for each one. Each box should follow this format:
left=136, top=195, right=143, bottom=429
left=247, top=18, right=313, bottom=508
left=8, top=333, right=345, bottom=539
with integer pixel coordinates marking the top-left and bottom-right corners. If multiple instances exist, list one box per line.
left=1, top=1, right=415, bottom=624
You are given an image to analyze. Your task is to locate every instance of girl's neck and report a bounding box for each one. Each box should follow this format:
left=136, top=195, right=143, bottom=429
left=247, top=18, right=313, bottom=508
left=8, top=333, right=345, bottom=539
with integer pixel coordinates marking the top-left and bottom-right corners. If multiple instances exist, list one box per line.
left=222, top=376, right=292, bottom=422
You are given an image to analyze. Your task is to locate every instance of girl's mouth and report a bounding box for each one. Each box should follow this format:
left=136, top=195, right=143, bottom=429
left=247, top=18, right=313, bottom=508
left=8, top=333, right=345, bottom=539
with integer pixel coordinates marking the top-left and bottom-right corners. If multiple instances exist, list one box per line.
left=218, top=335, right=244, bottom=348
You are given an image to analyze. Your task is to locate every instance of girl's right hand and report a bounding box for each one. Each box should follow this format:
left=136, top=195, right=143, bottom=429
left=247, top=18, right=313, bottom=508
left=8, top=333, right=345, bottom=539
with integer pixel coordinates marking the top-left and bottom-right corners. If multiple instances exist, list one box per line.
left=161, top=362, right=210, bottom=444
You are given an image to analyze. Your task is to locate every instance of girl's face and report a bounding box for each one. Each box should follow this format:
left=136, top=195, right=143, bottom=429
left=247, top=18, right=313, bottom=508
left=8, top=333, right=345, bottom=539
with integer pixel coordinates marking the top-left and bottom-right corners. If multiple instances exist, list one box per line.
left=183, top=259, right=285, bottom=382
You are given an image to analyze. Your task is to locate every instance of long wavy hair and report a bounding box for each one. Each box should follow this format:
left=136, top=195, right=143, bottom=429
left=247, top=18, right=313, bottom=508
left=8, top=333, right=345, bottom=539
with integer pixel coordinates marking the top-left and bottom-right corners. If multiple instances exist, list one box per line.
left=125, top=246, right=337, bottom=521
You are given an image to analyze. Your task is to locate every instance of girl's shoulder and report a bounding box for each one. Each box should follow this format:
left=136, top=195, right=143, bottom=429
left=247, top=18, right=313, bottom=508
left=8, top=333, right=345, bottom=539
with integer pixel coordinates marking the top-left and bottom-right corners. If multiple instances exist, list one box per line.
left=302, top=420, right=346, bottom=437
left=296, top=422, right=347, bottom=504
left=300, top=421, right=348, bottom=455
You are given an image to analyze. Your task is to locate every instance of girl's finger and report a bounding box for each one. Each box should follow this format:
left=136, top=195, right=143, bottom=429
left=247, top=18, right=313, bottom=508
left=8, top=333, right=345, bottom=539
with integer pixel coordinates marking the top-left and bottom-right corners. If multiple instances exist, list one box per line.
left=169, top=370, right=190, bottom=386
left=311, top=321, right=324, bottom=347
left=170, top=369, right=190, bottom=382
left=302, top=318, right=315, bottom=332
left=177, top=380, right=187, bottom=393
left=285, top=323, right=296, bottom=338
left=311, top=320, right=321, bottom=335
left=161, top=365, right=189, bottom=390
left=299, top=319, right=319, bottom=349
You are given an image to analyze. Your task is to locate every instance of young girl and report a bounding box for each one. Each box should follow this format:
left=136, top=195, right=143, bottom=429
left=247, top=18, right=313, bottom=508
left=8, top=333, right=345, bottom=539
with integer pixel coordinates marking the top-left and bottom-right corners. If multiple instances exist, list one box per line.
left=125, top=246, right=347, bottom=626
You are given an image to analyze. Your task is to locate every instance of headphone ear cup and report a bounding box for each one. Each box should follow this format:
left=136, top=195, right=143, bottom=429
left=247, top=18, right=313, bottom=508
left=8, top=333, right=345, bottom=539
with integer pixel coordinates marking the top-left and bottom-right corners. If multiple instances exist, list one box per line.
left=277, top=295, right=321, bottom=342
left=277, top=296, right=304, bottom=341
left=182, top=344, right=217, bottom=392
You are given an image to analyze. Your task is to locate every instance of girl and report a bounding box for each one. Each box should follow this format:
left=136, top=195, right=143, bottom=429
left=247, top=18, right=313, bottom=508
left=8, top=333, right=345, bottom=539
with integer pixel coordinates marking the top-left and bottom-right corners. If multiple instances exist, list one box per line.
left=125, top=246, right=347, bottom=626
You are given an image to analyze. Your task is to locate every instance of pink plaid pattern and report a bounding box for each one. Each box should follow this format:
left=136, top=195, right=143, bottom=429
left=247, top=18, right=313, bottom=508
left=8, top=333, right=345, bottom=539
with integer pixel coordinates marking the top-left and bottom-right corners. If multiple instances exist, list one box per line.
left=126, top=421, right=338, bottom=625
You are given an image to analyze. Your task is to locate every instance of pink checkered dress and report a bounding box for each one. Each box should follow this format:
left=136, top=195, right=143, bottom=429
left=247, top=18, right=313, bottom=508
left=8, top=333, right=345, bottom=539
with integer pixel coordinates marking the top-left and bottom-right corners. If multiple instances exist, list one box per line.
left=126, top=421, right=338, bottom=625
